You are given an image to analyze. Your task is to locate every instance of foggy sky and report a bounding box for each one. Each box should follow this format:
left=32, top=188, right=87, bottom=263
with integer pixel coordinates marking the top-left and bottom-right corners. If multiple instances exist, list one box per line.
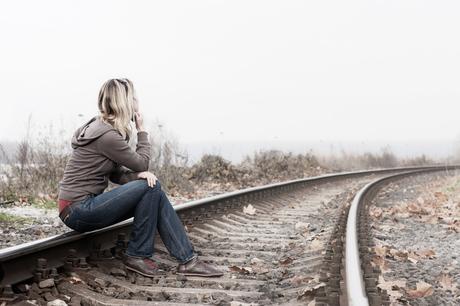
left=1, top=0, right=460, bottom=158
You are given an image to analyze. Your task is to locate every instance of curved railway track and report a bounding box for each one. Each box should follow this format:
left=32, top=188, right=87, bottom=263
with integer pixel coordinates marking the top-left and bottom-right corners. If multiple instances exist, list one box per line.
left=0, top=166, right=456, bottom=305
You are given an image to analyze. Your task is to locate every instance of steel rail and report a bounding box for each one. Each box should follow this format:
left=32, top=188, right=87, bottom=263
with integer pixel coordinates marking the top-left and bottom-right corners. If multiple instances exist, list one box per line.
left=0, top=165, right=453, bottom=287
left=345, top=167, right=456, bottom=305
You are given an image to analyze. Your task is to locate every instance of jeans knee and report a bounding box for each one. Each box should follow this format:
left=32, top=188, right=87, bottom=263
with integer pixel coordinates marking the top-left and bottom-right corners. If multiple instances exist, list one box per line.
left=146, top=180, right=163, bottom=194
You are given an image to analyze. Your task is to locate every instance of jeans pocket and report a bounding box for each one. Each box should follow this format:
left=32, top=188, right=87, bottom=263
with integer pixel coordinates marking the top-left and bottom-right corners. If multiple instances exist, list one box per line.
left=63, top=200, right=103, bottom=233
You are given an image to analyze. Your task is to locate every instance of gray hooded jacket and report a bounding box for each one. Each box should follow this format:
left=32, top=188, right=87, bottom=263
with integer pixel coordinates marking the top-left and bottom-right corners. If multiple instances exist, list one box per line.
left=58, top=116, right=151, bottom=202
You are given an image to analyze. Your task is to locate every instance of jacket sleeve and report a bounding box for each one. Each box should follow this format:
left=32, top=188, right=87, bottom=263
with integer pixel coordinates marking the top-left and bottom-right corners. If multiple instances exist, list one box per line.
left=109, top=165, right=140, bottom=185
left=98, top=130, right=151, bottom=172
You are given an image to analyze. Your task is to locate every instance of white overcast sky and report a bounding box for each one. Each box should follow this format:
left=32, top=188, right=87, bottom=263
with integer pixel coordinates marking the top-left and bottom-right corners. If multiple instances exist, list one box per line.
left=1, top=0, right=460, bottom=159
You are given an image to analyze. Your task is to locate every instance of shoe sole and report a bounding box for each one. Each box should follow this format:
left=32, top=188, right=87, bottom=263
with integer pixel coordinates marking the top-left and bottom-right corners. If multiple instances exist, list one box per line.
left=177, top=271, right=223, bottom=277
left=125, top=265, right=163, bottom=277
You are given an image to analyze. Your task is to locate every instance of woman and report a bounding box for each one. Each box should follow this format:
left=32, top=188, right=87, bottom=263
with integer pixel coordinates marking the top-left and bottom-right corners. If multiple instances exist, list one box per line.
left=58, top=78, right=222, bottom=278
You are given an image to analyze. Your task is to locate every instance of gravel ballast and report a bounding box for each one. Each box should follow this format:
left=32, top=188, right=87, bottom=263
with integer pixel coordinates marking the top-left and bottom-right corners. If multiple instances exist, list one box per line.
left=369, top=171, right=460, bottom=305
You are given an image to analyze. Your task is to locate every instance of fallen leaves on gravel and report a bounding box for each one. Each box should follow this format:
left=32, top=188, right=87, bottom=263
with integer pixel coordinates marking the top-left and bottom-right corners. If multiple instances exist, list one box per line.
left=279, top=256, right=294, bottom=266
left=229, top=265, right=252, bottom=274
left=373, top=245, right=436, bottom=263
left=438, top=273, right=457, bottom=291
left=378, top=276, right=406, bottom=299
left=68, top=275, right=84, bottom=284
left=309, top=238, right=323, bottom=250
left=243, top=204, right=256, bottom=215
left=230, top=302, right=258, bottom=306
left=288, top=275, right=315, bottom=286
left=406, top=281, right=434, bottom=298
left=250, top=257, right=269, bottom=274
left=369, top=207, right=383, bottom=219
left=297, top=282, right=326, bottom=300
left=294, top=222, right=310, bottom=236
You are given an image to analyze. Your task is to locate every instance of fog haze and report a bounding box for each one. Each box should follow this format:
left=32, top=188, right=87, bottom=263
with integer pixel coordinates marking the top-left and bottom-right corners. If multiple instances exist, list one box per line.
left=1, top=0, right=460, bottom=160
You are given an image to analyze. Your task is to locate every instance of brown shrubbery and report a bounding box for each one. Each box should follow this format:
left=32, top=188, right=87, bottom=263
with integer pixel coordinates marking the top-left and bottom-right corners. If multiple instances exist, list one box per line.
left=0, top=125, right=68, bottom=203
left=0, top=124, right=435, bottom=203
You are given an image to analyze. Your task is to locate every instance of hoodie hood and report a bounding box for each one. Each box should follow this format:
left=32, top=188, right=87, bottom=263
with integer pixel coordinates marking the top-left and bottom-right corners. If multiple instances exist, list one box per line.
left=71, top=116, right=117, bottom=148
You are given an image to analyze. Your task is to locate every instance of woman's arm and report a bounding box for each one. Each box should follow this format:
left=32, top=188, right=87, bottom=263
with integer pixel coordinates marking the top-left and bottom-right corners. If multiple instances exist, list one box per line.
left=109, top=165, right=140, bottom=185
left=98, top=130, right=151, bottom=172
left=110, top=166, right=158, bottom=187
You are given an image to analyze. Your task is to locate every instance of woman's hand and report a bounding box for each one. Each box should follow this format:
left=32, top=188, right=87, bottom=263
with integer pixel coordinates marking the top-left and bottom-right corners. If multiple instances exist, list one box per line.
left=134, top=112, right=145, bottom=132
left=137, top=171, right=157, bottom=187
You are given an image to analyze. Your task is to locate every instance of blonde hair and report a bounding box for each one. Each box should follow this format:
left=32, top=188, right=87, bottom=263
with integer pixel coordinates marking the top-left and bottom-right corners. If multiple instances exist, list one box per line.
left=97, top=78, right=136, bottom=139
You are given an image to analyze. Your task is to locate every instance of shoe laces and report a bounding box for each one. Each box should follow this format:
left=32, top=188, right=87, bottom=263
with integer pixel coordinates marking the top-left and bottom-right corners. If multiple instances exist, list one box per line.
left=143, top=258, right=158, bottom=269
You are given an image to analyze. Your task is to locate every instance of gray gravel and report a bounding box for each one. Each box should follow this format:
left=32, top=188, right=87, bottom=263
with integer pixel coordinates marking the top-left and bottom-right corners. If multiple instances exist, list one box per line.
left=0, top=203, right=68, bottom=249
left=370, top=171, right=460, bottom=305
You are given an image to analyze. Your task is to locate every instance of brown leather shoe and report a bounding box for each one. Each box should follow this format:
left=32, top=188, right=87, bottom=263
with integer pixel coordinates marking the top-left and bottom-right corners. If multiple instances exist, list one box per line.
left=124, top=255, right=163, bottom=277
left=177, top=257, right=223, bottom=277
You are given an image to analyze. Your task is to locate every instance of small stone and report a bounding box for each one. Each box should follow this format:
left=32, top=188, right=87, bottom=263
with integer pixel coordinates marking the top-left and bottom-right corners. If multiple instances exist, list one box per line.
left=44, top=292, right=55, bottom=301
left=69, top=296, right=82, bottom=306
left=110, top=267, right=126, bottom=277
left=176, top=274, right=187, bottom=282
left=94, top=277, right=109, bottom=287
left=51, top=287, right=59, bottom=296
left=31, top=282, right=42, bottom=293
left=39, top=278, right=55, bottom=288
left=47, top=299, right=68, bottom=306
left=103, top=286, right=116, bottom=296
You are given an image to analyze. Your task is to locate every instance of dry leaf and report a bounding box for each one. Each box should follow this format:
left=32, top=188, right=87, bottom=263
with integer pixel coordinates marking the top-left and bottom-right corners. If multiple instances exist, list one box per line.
left=230, top=302, right=258, bottom=306
left=249, top=258, right=269, bottom=274
left=243, top=204, right=256, bottom=215
left=374, top=246, right=388, bottom=257
left=309, top=239, right=323, bottom=250
left=371, top=255, right=391, bottom=272
left=438, top=274, right=457, bottom=291
left=295, top=222, right=310, bottom=232
left=279, top=256, right=294, bottom=266
left=407, top=252, right=419, bottom=264
left=229, top=265, right=252, bottom=274
left=434, top=191, right=448, bottom=203
left=289, top=275, right=314, bottom=286
left=68, top=276, right=83, bottom=284
left=298, top=283, right=326, bottom=299
left=389, top=248, right=408, bottom=261
left=377, top=275, right=406, bottom=296
left=370, top=207, right=383, bottom=219
left=417, top=249, right=436, bottom=259
left=406, top=281, right=434, bottom=298
left=250, top=257, right=263, bottom=265
left=407, top=203, right=427, bottom=215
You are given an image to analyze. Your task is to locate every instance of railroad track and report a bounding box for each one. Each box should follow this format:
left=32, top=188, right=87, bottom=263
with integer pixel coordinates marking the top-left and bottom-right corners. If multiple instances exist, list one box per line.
left=0, top=166, right=456, bottom=306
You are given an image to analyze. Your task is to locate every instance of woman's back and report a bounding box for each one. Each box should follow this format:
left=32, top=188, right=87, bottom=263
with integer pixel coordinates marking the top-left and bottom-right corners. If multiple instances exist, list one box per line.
left=58, top=116, right=150, bottom=202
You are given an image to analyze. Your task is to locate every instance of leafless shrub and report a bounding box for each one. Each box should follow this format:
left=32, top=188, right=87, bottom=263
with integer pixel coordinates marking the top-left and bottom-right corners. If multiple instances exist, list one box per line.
left=147, top=121, right=193, bottom=195
left=400, top=154, right=433, bottom=166
left=189, top=154, right=240, bottom=184
left=320, top=147, right=429, bottom=171
left=240, top=150, right=323, bottom=185
left=0, top=120, right=68, bottom=202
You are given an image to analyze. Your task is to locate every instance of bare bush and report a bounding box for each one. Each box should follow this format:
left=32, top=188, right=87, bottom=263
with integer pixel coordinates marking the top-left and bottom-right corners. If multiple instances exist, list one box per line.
left=0, top=118, right=435, bottom=204
left=240, top=150, right=323, bottom=185
left=189, top=154, right=240, bottom=184
left=147, top=121, right=193, bottom=195
left=0, top=121, right=68, bottom=202
left=320, top=147, right=429, bottom=171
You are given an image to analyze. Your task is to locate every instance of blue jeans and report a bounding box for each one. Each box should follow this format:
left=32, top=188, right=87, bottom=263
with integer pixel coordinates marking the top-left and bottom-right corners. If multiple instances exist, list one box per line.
left=61, top=180, right=196, bottom=264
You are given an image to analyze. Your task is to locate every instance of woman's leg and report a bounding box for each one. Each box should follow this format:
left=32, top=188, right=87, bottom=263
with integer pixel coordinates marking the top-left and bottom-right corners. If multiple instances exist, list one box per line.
left=64, top=179, right=157, bottom=257
left=127, top=181, right=195, bottom=260
left=154, top=185, right=196, bottom=263
left=64, top=179, right=222, bottom=276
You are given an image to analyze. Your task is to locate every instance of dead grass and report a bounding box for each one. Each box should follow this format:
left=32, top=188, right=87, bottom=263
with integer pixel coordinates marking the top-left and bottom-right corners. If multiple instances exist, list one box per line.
left=0, top=122, right=434, bottom=203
